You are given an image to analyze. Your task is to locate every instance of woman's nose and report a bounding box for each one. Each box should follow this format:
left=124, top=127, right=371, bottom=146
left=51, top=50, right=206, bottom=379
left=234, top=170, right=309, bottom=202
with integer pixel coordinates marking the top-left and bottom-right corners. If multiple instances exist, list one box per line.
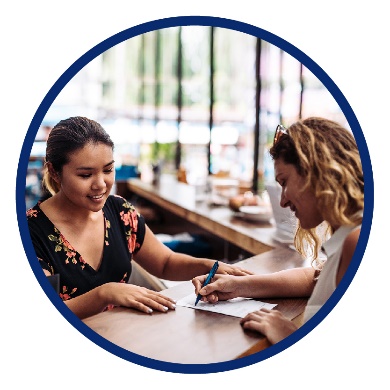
left=279, top=191, right=288, bottom=208
left=91, top=174, right=106, bottom=189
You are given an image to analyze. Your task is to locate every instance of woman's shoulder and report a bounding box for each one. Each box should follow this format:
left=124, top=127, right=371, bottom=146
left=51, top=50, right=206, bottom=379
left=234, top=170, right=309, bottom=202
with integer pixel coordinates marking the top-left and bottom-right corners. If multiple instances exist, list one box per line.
left=104, top=195, right=143, bottom=233
left=26, top=201, right=55, bottom=237
left=342, top=226, right=361, bottom=255
left=104, top=194, right=136, bottom=212
left=336, top=227, right=361, bottom=285
left=26, top=202, right=43, bottom=222
left=26, top=194, right=52, bottom=220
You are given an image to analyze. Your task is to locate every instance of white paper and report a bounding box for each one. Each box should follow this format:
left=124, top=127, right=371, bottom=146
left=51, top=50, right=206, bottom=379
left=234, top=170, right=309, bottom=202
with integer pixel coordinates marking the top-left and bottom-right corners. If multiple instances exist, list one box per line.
left=176, top=294, right=277, bottom=318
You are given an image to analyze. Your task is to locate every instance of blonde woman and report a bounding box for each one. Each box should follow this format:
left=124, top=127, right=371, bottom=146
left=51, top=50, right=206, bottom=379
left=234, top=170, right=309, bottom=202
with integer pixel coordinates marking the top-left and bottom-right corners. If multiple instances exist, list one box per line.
left=192, top=117, right=364, bottom=344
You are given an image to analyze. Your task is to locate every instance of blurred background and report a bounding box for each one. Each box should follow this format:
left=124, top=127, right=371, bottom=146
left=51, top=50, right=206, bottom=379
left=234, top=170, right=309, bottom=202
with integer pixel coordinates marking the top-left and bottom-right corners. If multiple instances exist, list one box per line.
left=26, top=26, right=346, bottom=210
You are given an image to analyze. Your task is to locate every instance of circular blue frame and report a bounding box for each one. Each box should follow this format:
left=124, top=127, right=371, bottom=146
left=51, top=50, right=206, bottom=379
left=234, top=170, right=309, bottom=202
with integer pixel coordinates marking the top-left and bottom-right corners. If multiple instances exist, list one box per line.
left=16, top=16, right=373, bottom=374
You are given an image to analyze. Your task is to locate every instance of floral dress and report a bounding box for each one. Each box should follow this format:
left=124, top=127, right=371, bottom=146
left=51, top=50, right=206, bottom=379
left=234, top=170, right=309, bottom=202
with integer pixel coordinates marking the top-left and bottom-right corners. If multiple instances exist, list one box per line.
left=27, top=195, right=145, bottom=301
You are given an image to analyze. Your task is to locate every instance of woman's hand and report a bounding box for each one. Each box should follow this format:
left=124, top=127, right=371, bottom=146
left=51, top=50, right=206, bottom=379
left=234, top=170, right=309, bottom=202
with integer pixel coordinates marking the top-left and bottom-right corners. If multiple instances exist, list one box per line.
left=191, top=261, right=254, bottom=304
left=240, top=308, right=297, bottom=344
left=103, top=282, right=176, bottom=314
left=192, top=274, right=246, bottom=303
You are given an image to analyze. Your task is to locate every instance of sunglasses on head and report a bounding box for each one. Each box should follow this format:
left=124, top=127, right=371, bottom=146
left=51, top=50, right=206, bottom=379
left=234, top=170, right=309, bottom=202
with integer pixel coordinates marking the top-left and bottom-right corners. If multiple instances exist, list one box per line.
left=273, top=124, right=288, bottom=146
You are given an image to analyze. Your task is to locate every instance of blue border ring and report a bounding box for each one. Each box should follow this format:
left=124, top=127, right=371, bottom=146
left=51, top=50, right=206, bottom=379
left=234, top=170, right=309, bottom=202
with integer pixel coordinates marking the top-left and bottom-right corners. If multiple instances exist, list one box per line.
left=16, top=16, right=373, bottom=374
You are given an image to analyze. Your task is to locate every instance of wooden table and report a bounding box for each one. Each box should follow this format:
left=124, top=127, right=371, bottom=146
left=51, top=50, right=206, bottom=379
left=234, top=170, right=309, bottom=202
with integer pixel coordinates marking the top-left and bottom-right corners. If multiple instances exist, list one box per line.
left=83, top=247, right=309, bottom=364
left=127, top=175, right=282, bottom=255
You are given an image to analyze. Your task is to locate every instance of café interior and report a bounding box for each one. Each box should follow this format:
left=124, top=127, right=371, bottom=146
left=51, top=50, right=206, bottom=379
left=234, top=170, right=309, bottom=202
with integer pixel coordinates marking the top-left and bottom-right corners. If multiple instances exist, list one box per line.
left=26, top=26, right=347, bottom=291
left=25, top=26, right=349, bottom=364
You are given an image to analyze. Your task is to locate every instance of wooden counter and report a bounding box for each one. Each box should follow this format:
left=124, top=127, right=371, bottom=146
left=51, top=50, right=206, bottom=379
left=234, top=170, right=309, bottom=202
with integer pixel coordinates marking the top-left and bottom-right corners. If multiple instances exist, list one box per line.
left=83, top=246, right=309, bottom=364
left=127, top=175, right=283, bottom=256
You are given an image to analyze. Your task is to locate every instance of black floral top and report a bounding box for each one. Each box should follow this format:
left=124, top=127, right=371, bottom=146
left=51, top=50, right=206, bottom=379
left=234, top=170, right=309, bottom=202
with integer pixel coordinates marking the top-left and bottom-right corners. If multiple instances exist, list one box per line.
left=27, top=195, right=145, bottom=301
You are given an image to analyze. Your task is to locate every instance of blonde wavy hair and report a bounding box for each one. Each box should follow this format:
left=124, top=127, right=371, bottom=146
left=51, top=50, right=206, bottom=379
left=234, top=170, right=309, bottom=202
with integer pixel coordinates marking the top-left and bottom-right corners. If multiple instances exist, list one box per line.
left=269, top=117, right=364, bottom=267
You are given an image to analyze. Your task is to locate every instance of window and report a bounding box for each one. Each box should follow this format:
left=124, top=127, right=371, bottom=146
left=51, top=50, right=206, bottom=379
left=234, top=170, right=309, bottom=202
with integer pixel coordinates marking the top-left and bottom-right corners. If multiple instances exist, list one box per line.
left=39, top=26, right=346, bottom=193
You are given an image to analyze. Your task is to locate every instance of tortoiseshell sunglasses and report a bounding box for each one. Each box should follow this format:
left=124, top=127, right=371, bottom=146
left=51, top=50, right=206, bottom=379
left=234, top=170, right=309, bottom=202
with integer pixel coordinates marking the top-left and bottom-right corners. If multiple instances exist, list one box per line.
left=273, top=124, right=288, bottom=146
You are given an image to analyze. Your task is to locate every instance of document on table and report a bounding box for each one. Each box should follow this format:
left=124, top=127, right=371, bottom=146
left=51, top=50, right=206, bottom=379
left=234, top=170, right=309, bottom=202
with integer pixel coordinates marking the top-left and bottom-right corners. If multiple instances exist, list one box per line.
left=176, top=294, right=277, bottom=318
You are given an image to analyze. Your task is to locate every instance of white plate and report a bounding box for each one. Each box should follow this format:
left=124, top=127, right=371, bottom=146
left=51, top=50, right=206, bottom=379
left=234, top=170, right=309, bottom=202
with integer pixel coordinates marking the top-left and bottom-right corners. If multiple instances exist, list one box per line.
left=238, top=206, right=273, bottom=222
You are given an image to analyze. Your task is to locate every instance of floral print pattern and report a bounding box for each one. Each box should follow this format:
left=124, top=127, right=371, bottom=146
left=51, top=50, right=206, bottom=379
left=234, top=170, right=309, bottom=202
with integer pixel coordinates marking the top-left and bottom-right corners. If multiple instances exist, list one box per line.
left=118, top=197, right=141, bottom=253
left=48, top=228, right=87, bottom=269
left=60, top=285, right=78, bottom=301
left=27, top=195, right=145, bottom=302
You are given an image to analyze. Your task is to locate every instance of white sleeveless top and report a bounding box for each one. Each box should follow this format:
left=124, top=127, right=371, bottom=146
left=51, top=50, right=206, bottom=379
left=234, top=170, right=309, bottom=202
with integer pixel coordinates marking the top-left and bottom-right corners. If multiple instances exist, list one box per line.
left=303, top=223, right=361, bottom=323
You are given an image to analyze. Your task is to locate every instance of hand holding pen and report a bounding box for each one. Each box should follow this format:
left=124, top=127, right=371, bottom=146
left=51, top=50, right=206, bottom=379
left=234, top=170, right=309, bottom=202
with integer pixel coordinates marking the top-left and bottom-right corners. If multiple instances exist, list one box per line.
left=194, top=261, right=219, bottom=306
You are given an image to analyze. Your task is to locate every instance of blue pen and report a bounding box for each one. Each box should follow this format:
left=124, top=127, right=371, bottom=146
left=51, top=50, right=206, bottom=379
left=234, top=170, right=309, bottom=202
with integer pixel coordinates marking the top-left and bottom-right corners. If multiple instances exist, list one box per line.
left=195, top=261, right=219, bottom=306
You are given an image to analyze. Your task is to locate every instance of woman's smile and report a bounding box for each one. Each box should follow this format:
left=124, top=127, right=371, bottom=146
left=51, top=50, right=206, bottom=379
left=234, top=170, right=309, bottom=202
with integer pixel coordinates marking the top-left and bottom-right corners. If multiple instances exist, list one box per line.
left=88, top=193, right=106, bottom=202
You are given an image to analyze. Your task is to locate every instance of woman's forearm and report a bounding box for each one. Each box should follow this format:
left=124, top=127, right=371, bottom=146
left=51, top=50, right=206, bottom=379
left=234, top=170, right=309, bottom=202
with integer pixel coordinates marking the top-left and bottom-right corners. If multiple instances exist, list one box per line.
left=159, top=251, right=215, bottom=281
left=64, top=284, right=110, bottom=319
left=238, top=267, right=316, bottom=298
left=134, top=226, right=215, bottom=280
